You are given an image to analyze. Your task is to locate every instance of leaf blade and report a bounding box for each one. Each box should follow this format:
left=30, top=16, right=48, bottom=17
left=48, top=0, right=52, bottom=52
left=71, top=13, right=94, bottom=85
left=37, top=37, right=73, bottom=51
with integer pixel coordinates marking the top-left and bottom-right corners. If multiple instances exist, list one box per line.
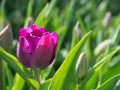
left=49, top=31, right=92, bottom=90
left=0, top=47, right=39, bottom=90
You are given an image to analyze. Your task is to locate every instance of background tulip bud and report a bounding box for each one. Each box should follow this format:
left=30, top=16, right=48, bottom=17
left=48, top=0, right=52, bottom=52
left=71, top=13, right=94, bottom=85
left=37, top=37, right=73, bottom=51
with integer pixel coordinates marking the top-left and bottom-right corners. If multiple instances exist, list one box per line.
left=24, top=17, right=34, bottom=28
left=0, top=24, right=13, bottom=51
left=103, top=11, right=111, bottom=27
left=0, top=24, right=13, bottom=90
left=16, top=24, right=58, bottom=69
left=94, top=39, right=112, bottom=55
left=76, top=52, right=88, bottom=80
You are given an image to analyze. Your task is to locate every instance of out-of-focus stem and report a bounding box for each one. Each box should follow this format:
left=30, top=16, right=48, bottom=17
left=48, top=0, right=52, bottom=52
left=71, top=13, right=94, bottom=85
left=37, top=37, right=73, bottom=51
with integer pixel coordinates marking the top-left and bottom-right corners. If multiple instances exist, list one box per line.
left=34, top=68, right=42, bottom=90
left=0, top=58, right=3, bottom=90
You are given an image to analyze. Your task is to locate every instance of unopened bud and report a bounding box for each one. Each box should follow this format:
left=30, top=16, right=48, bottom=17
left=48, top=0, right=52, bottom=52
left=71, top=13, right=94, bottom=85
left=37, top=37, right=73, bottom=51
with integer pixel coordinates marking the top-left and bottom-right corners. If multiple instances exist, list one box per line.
left=71, top=22, right=81, bottom=48
left=24, top=17, right=34, bottom=27
left=76, top=52, right=88, bottom=79
left=94, top=39, right=112, bottom=55
left=103, top=11, right=111, bottom=27
left=0, top=24, right=13, bottom=50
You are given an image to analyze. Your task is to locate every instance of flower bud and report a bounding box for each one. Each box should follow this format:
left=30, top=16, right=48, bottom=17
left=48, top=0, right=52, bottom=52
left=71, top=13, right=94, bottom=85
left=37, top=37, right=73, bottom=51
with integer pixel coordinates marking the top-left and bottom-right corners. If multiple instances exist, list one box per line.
left=94, top=39, right=112, bottom=55
left=16, top=24, right=58, bottom=69
left=103, top=11, right=111, bottom=27
left=71, top=22, right=81, bottom=48
left=0, top=24, right=13, bottom=50
left=24, top=17, right=34, bottom=28
left=76, top=52, right=88, bottom=80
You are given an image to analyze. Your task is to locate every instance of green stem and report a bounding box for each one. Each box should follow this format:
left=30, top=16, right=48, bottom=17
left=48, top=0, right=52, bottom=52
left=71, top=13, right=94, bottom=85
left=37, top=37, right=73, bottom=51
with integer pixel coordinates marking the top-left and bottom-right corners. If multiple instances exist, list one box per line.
left=0, top=58, right=3, bottom=90
left=34, top=68, right=42, bottom=90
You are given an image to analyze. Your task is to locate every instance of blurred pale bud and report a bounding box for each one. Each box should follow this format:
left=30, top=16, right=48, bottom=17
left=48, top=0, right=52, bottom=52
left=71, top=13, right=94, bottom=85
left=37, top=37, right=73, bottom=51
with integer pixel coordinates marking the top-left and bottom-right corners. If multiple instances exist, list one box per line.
left=71, top=22, right=81, bottom=48
left=103, top=11, right=111, bottom=27
left=60, top=49, right=68, bottom=58
left=76, top=52, right=88, bottom=79
left=94, top=39, right=112, bottom=55
left=24, top=17, right=34, bottom=27
left=76, top=27, right=81, bottom=41
left=0, top=24, right=13, bottom=50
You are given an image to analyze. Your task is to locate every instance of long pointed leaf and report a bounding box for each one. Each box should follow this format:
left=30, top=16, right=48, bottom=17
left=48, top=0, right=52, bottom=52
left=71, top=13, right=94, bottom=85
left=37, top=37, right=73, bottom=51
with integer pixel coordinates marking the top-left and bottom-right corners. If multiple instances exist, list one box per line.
left=0, top=47, right=39, bottom=90
left=35, top=4, right=49, bottom=27
left=93, top=48, right=120, bottom=72
left=95, top=74, right=120, bottom=90
left=49, top=31, right=92, bottom=90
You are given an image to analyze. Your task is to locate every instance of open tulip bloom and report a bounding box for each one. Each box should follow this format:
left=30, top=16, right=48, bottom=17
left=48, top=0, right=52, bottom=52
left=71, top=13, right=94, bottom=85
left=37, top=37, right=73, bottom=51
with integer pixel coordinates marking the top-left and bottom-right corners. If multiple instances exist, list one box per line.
left=16, top=24, right=58, bottom=69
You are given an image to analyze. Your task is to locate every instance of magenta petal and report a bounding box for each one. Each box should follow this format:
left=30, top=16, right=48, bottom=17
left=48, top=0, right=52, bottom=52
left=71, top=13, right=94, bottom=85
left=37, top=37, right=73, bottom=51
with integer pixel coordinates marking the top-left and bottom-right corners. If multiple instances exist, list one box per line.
left=32, top=33, right=54, bottom=69
left=16, top=24, right=58, bottom=69
left=30, top=24, right=46, bottom=32
left=48, top=47, right=56, bottom=65
left=19, top=28, right=33, bottom=37
left=16, top=37, right=33, bottom=67
left=26, top=34, right=41, bottom=51
left=51, top=32, right=58, bottom=45
left=30, top=24, right=46, bottom=37
left=48, top=33, right=58, bottom=64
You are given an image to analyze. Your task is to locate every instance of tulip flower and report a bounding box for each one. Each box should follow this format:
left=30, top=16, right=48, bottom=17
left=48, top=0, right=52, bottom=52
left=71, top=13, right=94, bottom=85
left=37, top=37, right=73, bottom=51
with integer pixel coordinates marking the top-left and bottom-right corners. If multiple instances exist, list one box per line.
left=16, top=24, right=58, bottom=69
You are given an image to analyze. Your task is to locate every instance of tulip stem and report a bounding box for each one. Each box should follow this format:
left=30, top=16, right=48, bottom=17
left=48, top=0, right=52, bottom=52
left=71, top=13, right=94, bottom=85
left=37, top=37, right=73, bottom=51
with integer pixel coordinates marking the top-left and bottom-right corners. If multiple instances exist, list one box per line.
left=34, top=68, right=42, bottom=90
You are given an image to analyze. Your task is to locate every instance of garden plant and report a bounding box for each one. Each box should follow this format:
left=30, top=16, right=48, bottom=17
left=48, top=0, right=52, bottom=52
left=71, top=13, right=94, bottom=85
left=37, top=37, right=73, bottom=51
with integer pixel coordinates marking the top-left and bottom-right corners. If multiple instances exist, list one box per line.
left=0, top=0, right=120, bottom=90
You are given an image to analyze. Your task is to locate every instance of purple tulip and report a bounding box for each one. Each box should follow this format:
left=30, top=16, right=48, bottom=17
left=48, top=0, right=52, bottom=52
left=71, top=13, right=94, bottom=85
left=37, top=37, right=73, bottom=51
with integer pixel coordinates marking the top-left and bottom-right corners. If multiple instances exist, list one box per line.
left=16, top=24, right=58, bottom=69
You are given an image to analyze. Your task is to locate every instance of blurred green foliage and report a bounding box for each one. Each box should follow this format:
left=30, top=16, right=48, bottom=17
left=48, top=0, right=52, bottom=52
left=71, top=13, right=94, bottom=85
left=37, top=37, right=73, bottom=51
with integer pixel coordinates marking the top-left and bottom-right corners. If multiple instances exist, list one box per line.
left=1, top=0, right=120, bottom=90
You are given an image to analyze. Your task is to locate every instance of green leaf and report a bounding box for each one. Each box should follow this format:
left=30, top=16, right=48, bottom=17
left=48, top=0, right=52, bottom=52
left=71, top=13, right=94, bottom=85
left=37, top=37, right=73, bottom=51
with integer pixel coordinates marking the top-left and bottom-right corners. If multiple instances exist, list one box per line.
left=35, top=0, right=57, bottom=27
left=26, top=0, right=34, bottom=18
left=64, top=0, right=76, bottom=25
left=101, top=55, right=120, bottom=83
left=82, top=71, right=99, bottom=90
left=49, top=31, right=92, bottom=90
left=55, top=0, right=76, bottom=60
left=35, top=3, right=49, bottom=27
left=0, top=0, right=8, bottom=29
left=113, top=79, right=120, bottom=90
left=96, top=0, right=109, bottom=18
left=45, top=0, right=57, bottom=17
left=76, top=14, right=88, bottom=34
left=71, top=21, right=80, bottom=49
left=6, top=68, right=14, bottom=89
left=110, top=25, right=120, bottom=48
left=93, top=48, right=120, bottom=72
left=56, top=25, right=67, bottom=55
left=12, top=74, right=25, bottom=90
left=0, top=47, right=39, bottom=90
left=81, top=48, right=120, bottom=90
left=42, top=79, right=52, bottom=90
left=95, top=74, right=120, bottom=90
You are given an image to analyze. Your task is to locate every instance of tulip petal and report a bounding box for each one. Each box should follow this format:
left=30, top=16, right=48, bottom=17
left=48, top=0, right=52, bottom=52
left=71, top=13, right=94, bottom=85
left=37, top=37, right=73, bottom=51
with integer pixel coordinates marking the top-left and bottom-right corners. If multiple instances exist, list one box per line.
left=30, top=24, right=46, bottom=37
left=51, top=32, right=58, bottom=46
left=19, top=28, right=33, bottom=37
left=49, top=32, right=58, bottom=64
left=32, top=33, right=54, bottom=69
left=16, top=36, right=33, bottom=67
left=26, top=34, right=41, bottom=51
left=16, top=24, right=58, bottom=69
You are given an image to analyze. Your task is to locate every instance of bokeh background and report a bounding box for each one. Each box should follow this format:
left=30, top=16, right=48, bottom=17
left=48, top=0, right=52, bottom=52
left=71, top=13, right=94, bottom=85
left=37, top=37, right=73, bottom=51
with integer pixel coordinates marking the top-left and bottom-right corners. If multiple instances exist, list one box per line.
left=1, top=0, right=120, bottom=90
